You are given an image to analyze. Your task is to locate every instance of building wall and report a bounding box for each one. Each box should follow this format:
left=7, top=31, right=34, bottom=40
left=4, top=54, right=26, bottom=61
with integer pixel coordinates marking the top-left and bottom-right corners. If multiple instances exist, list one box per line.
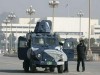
left=19, top=18, right=40, bottom=24
left=1, top=23, right=36, bottom=39
left=19, top=18, right=30, bottom=24
left=47, top=17, right=99, bottom=39
left=94, top=25, right=100, bottom=38
left=1, top=17, right=100, bottom=40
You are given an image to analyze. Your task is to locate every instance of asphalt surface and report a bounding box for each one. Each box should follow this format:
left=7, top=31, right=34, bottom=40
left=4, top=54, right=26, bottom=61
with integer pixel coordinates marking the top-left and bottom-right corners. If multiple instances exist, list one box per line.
left=0, top=54, right=100, bottom=75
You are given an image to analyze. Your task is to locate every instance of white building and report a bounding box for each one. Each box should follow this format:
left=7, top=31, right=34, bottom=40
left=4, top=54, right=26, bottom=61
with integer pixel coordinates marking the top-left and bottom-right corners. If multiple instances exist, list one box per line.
left=46, top=17, right=99, bottom=39
left=93, top=25, right=100, bottom=38
left=1, top=18, right=40, bottom=38
left=1, top=17, right=100, bottom=40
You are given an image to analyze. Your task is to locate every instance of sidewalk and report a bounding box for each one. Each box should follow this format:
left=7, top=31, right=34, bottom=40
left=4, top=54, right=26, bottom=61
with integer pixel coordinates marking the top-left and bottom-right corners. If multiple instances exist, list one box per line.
left=3, top=53, right=18, bottom=57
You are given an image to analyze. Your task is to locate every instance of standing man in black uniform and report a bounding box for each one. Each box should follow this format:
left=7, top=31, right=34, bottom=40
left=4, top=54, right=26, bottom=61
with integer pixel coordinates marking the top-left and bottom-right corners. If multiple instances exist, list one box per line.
left=77, top=39, right=86, bottom=72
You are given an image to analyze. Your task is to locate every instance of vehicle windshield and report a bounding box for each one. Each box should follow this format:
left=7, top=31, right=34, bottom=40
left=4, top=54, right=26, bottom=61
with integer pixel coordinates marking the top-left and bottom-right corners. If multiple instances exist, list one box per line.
left=32, top=37, right=56, bottom=46
left=46, top=38, right=56, bottom=46
left=33, top=37, right=44, bottom=45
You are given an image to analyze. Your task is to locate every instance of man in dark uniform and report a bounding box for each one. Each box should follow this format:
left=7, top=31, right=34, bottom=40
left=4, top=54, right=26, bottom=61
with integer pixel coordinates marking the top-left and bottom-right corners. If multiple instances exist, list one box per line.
left=77, top=39, right=86, bottom=72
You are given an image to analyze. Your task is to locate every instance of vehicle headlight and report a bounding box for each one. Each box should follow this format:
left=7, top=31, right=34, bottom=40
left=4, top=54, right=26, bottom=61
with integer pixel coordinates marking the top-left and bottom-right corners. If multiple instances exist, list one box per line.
left=37, top=54, right=41, bottom=58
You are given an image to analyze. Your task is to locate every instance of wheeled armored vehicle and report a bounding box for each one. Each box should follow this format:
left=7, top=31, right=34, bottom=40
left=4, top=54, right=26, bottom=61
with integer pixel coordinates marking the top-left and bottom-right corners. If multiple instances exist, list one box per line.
left=18, top=20, right=67, bottom=73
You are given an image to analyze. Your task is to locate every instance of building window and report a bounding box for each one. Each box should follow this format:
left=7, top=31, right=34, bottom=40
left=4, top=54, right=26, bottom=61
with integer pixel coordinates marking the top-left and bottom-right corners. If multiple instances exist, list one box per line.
left=95, top=32, right=100, bottom=34
left=95, top=28, right=100, bottom=29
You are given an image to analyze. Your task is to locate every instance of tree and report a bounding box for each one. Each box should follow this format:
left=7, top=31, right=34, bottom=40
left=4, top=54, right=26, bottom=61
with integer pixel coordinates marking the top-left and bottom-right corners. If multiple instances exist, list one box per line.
left=90, top=38, right=95, bottom=47
left=84, top=38, right=95, bottom=47
left=7, top=33, right=16, bottom=50
left=0, top=33, right=6, bottom=49
left=84, top=38, right=88, bottom=47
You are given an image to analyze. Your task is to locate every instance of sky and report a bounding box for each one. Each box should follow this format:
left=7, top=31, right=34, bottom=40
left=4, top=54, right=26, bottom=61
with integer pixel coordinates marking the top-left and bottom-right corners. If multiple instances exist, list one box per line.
left=0, top=0, right=100, bottom=21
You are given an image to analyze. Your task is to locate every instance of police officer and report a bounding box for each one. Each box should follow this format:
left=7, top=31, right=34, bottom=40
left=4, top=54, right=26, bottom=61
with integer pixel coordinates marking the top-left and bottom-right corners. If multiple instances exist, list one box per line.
left=76, top=39, right=86, bottom=72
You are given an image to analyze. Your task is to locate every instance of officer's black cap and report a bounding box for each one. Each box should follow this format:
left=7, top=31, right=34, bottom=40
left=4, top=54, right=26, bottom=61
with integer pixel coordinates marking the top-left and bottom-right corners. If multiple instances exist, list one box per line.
left=80, top=39, right=84, bottom=43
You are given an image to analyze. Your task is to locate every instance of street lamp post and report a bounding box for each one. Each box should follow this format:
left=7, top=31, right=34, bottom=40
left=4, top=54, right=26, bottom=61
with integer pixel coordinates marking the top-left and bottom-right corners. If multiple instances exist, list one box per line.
left=77, top=10, right=84, bottom=39
left=15, top=26, right=17, bottom=53
left=49, top=0, right=59, bottom=33
left=87, top=0, right=93, bottom=60
left=3, top=18, right=10, bottom=53
left=26, top=5, right=35, bottom=32
left=66, top=3, right=69, bottom=17
left=8, top=12, right=16, bottom=52
left=65, top=0, right=69, bottom=17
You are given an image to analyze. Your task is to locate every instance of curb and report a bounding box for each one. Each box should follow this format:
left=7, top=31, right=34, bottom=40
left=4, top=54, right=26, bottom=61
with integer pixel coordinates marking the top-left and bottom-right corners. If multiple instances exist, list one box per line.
left=3, top=53, right=18, bottom=57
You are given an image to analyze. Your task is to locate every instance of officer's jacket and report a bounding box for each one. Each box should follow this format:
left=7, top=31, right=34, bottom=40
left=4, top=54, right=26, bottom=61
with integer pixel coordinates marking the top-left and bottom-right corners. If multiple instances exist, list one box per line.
left=77, top=44, right=86, bottom=59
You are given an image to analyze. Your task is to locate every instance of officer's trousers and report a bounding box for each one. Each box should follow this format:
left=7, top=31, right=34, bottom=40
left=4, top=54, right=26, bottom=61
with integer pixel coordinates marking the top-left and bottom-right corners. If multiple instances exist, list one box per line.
left=77, top=59, right=85, bottom=71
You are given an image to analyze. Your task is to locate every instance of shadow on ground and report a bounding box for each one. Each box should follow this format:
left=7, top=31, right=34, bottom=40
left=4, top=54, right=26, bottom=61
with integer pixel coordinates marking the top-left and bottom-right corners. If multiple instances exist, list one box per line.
left=0, top=69, right=58, bottom=74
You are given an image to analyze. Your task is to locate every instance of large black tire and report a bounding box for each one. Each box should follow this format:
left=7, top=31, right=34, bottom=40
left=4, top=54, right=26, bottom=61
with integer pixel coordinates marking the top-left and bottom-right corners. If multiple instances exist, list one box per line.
left=49, top=67, right=55, bottom=72
left=30, top=65, right=36, bottom=72
left=57, top=65, right=63, bottom=73
left=63, top=61, right=68, bottom=72
left=23, top=60, right=29, bottom=72
left=30, top=60, right=36, bottom=72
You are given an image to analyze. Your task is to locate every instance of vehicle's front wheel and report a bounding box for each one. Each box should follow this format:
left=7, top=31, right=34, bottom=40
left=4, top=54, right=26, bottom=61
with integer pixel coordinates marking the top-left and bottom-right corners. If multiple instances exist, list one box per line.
left=57, top=65, right=63, bottom=73
left=30, top=65, right=36, bottom=72
left=30, top=61, right=36, bottom=72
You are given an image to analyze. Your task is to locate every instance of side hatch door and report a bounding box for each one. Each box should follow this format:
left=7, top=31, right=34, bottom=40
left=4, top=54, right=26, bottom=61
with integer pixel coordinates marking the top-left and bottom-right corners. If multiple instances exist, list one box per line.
left=18, top=36, right=28, bottom=60
left=63, top=39, right=75, bottom=61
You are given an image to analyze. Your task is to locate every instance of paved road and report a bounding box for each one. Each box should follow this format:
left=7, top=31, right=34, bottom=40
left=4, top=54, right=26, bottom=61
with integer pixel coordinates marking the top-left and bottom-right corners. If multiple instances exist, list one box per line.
left=0, top=54, right=100, bottom=75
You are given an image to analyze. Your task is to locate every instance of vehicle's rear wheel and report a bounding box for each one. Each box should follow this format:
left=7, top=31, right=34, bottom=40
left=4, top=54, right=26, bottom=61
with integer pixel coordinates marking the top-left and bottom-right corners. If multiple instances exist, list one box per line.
left=57, top=65, right=63, bottom=73
left=23, top=60, right=29, bottom=72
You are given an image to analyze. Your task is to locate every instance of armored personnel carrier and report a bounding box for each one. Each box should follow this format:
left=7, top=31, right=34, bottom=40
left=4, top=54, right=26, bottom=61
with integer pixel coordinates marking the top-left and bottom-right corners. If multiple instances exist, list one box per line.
left=18, top=20, right=67, bottom=73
